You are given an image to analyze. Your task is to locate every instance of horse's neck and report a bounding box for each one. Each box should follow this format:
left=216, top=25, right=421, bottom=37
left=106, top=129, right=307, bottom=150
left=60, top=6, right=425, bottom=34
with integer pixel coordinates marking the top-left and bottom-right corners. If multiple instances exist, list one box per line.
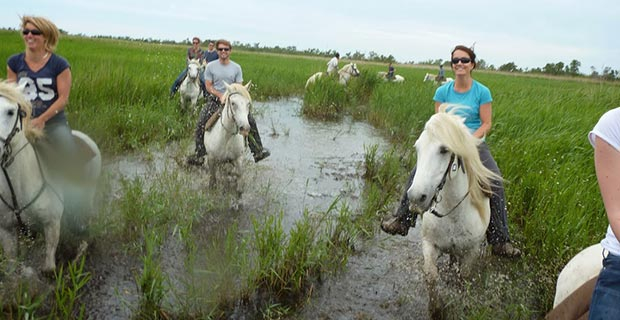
left=339, top=70, right=350, bottom=83
left=219, top=104, right=236, bottom=133
left=1, top=133, right=43, bottom=191
left=438, top=167, right=469, bottom=207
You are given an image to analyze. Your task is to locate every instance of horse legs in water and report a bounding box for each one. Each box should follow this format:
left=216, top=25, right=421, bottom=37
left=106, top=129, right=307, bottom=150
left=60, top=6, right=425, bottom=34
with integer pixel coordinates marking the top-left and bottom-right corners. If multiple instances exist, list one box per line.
left=43, top=219, right=61, bottom=274
left=423, top=240, right=444, bottom=319
left=0, top=227, right=18, bottom=270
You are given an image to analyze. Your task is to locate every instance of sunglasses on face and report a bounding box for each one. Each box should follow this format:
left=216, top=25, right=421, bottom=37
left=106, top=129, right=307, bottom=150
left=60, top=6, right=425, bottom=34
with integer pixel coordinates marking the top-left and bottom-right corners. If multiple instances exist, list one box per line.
left=451, top=57, right=471, bottom=64
left=217, top=47, right=230, bottom=52
left=22, top=28, right=43, bottom=36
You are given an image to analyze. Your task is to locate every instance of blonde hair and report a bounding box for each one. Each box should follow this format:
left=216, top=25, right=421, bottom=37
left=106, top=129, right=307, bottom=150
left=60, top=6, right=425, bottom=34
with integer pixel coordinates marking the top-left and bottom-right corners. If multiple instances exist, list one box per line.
left=0, top=80, right=43, bottom=141
left=20, top=15, right=60, bottom=52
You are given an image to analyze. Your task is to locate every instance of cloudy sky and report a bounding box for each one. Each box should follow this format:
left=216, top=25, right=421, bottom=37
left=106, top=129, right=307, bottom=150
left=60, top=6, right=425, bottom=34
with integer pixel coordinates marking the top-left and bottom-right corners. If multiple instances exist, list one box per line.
left=3, top=0, right=618, bottom=74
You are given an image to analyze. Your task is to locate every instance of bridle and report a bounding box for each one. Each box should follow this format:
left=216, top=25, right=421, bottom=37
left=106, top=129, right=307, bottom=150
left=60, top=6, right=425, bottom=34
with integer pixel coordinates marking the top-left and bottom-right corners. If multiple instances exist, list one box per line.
left=220, top=92, right=248, bottom=136
left=0, top=105, right=51, bottom=235
left=428, top=152, right=470, bottom=218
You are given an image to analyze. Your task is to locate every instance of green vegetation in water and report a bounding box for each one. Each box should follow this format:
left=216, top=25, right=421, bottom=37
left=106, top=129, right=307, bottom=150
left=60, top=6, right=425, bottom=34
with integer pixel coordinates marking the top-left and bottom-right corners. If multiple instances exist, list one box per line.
left=1, top=30, right=620, bottom=319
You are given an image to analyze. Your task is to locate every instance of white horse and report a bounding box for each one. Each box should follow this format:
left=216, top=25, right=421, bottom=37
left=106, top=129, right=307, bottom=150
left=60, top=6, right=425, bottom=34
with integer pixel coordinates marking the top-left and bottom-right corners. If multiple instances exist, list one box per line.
left=203, top=82, right=252, bottom=208
left=547, top=243, right=603, bottom=318
left=0, top=81, right=101, bottom=275
left=377, top=71, right=405, bottom=83
left=179, top=59, right=202, bottom=113
left=406, top=104, right=498, bottom=317
left=305, top=63, right=361, bottom=88
left=423, top=72, right=453, bottom=85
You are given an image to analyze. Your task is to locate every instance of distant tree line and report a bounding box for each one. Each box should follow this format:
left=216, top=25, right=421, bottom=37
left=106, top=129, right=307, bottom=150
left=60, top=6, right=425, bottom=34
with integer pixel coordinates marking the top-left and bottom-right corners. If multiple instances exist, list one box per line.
left=418, top=58, right=619, bottom=81
left=3, top=27, right=615, bottom=80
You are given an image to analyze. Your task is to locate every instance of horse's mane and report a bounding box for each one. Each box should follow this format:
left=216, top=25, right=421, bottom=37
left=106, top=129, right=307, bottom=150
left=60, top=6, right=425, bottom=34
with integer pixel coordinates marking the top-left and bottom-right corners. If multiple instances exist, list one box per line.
left=340, top=63, right=354, bottom=72
left=222, top=82, right=252, bottom=103
left=0, top=80, right=42, bottom=141
left=425, top=103, right=500, bottom=214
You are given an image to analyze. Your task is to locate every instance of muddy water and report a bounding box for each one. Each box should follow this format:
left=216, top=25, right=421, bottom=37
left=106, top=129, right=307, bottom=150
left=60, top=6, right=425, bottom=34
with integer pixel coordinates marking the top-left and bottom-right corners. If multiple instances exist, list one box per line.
left=78, top=97, right=430, bottom=319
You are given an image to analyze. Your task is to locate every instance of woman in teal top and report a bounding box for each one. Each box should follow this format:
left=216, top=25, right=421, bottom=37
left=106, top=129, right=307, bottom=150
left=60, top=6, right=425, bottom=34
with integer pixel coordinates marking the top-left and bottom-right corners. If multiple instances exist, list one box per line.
left=382, top=45, right=521, bottom=257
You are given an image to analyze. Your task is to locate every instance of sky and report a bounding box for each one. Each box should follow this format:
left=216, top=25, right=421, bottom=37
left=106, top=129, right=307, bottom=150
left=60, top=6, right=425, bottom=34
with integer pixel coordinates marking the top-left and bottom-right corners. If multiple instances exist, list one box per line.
left=3, top=0, right=619, bottom=74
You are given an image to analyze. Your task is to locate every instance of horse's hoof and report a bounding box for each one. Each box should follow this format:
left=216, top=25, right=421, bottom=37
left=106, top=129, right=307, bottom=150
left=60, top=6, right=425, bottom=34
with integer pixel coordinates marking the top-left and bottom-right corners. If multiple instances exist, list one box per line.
left=492, top=242, right=522, bottom=258
left=380, top=215, right=410, bottom=236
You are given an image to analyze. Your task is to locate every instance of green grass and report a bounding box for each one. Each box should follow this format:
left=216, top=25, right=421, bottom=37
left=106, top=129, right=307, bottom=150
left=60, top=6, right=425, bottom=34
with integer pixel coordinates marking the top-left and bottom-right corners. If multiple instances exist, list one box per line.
left=2, top=29, right=620, bottom=318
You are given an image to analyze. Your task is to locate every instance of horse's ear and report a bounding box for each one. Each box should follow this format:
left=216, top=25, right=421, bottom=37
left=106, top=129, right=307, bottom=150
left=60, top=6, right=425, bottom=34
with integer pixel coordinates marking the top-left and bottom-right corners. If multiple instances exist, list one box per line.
left=223, top=81, right=231, bottom=91
left=244, top=80, right=252, bottom=91
left=16, top=81, right=27, bottom=93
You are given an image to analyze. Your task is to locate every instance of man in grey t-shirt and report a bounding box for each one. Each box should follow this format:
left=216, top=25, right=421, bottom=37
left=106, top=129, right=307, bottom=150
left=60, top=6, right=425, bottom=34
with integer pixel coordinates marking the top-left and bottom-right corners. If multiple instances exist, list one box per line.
left=187, top=39, right=270, bottom=166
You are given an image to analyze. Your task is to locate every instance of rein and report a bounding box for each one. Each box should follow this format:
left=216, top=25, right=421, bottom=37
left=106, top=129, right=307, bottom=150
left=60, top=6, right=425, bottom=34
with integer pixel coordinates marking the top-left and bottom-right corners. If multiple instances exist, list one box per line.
left=0, top=109, right=51, bottom=235
left=428, top=153, right=469, bottom=218
left=219, top=92, right=244, bottom=136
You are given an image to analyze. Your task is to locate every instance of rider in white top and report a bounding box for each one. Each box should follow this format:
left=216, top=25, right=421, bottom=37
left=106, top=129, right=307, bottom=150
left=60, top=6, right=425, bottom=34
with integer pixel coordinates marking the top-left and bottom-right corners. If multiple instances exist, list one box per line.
left=326, top=53, right=340, bottom=75
left=588, top=107, right=620, bottom=318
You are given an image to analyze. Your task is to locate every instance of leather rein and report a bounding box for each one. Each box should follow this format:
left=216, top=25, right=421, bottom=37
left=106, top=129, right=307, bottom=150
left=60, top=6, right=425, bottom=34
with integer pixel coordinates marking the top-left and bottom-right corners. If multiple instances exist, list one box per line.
left=428, top=153, right=470, bottom=218
left=0, top=108, right=50, bottom=235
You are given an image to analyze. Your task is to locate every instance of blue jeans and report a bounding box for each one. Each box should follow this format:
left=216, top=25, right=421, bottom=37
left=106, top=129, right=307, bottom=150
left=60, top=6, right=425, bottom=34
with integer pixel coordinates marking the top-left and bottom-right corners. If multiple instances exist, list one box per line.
left=589, top=252, right=620, bottom=319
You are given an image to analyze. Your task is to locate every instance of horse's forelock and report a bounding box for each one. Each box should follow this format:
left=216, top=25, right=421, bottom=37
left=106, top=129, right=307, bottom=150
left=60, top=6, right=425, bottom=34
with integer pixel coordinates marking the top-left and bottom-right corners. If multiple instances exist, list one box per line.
left=224, top=83, right=252, bottom=103
left=425, top=111, right=497, bottom=214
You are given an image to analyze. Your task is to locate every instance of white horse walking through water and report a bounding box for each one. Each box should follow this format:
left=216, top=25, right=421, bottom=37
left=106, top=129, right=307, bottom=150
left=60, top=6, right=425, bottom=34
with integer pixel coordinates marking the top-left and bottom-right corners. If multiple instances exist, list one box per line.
left=305, top=63, right=361, bottom=88
left=0, top=81, right=101, bottom=275
left=203, top=82, right=252, bottom=209
left=179, top=59, right=202, bottom=113
left=405, top=105, right=498, bottom=318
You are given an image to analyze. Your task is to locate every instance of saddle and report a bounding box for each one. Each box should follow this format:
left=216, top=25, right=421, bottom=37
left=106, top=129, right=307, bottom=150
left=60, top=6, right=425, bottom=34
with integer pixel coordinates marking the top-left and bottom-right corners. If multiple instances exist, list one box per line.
left=545, top=276, right=596, bottom=320
left=205, top=108, right=222, bottom=132
left=34, top=135, right=97, bottom=184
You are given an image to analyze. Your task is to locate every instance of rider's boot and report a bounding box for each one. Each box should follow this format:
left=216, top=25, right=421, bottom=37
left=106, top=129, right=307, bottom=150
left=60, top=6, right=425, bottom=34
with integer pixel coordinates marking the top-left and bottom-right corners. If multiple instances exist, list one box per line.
left=247, top=113, right=270, bottom=163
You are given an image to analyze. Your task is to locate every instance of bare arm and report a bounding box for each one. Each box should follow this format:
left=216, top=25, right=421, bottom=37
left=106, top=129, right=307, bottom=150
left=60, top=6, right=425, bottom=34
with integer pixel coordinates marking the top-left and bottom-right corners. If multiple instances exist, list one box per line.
left=472, top=102, right=492, bottom=139
left=7, top=66, right=17, bottom=82
left=594, top=137, right=620, bottom=240
left=32, top=68, right=71, bottom=129
left=205, top=80, right=224, bottom=103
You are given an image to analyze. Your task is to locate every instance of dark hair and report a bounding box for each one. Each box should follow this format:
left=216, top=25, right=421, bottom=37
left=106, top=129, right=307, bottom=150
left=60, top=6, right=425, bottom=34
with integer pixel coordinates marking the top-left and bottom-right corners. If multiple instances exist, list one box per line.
left=215, top=39, right=232, bottom=50
left=335, top=53, right=340, bottom=58
left=451, top=45, right=476, bottom=68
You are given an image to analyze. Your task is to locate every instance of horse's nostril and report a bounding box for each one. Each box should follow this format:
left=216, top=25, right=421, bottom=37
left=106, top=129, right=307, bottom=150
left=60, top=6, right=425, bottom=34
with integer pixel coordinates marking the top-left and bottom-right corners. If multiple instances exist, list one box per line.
left=419, top=194, right=427, bottom=202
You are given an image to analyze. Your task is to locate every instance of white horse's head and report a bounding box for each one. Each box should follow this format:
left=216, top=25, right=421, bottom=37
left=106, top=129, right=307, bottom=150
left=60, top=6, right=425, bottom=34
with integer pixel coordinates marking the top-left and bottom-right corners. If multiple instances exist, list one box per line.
left=343, top=63, right=360, bottom=77
left=187, top=59, right=201, bottom=79
left=222, top=81, right=252, bottom=137
left=0, top=81, right=40, bottom=149
left=407, top=104, right=496, bottom=215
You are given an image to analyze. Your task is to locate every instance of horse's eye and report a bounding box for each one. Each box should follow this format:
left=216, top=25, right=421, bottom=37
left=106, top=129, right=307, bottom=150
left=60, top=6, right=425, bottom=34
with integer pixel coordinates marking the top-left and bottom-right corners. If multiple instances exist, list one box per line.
left=439, top=146, right=449, bottom=154
left=7, top=110, right=14, bottom=117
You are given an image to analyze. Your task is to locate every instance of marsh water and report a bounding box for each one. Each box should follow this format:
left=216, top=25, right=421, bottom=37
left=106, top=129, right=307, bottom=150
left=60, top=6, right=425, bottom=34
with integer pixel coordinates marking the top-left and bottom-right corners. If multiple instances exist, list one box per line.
left=62, top=97, right=431, bottom=319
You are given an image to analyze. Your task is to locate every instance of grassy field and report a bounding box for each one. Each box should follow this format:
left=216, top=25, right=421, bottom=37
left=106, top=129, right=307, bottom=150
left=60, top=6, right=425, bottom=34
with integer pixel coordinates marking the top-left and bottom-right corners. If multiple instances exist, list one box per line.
left=2, top=29, right=620, bottom=318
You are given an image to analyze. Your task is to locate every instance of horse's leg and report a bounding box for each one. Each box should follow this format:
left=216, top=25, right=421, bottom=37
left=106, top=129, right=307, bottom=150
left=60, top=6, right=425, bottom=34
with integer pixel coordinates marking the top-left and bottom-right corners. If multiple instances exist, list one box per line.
left=232, top=157, right=243, bottom=210
left=208, top=159, right=217, bottom=187
left=459, top=247, right=480, bottom=279
left=0, top=227, right=18, bottom=271
left=42, top=217, right=61, bottom=275
left=423, top=240, right=443, bottom=319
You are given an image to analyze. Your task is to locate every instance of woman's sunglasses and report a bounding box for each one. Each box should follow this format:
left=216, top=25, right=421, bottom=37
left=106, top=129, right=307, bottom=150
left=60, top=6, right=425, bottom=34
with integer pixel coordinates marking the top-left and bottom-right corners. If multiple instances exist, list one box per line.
left=451, top=57, right=471, bottom=64
left=22, top=28, right=43, bottom=36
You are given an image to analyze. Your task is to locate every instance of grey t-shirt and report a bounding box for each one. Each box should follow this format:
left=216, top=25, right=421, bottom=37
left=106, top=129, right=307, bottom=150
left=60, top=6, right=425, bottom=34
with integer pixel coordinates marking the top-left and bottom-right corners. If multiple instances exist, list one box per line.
left=204, top=60, right=243, bottom=94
